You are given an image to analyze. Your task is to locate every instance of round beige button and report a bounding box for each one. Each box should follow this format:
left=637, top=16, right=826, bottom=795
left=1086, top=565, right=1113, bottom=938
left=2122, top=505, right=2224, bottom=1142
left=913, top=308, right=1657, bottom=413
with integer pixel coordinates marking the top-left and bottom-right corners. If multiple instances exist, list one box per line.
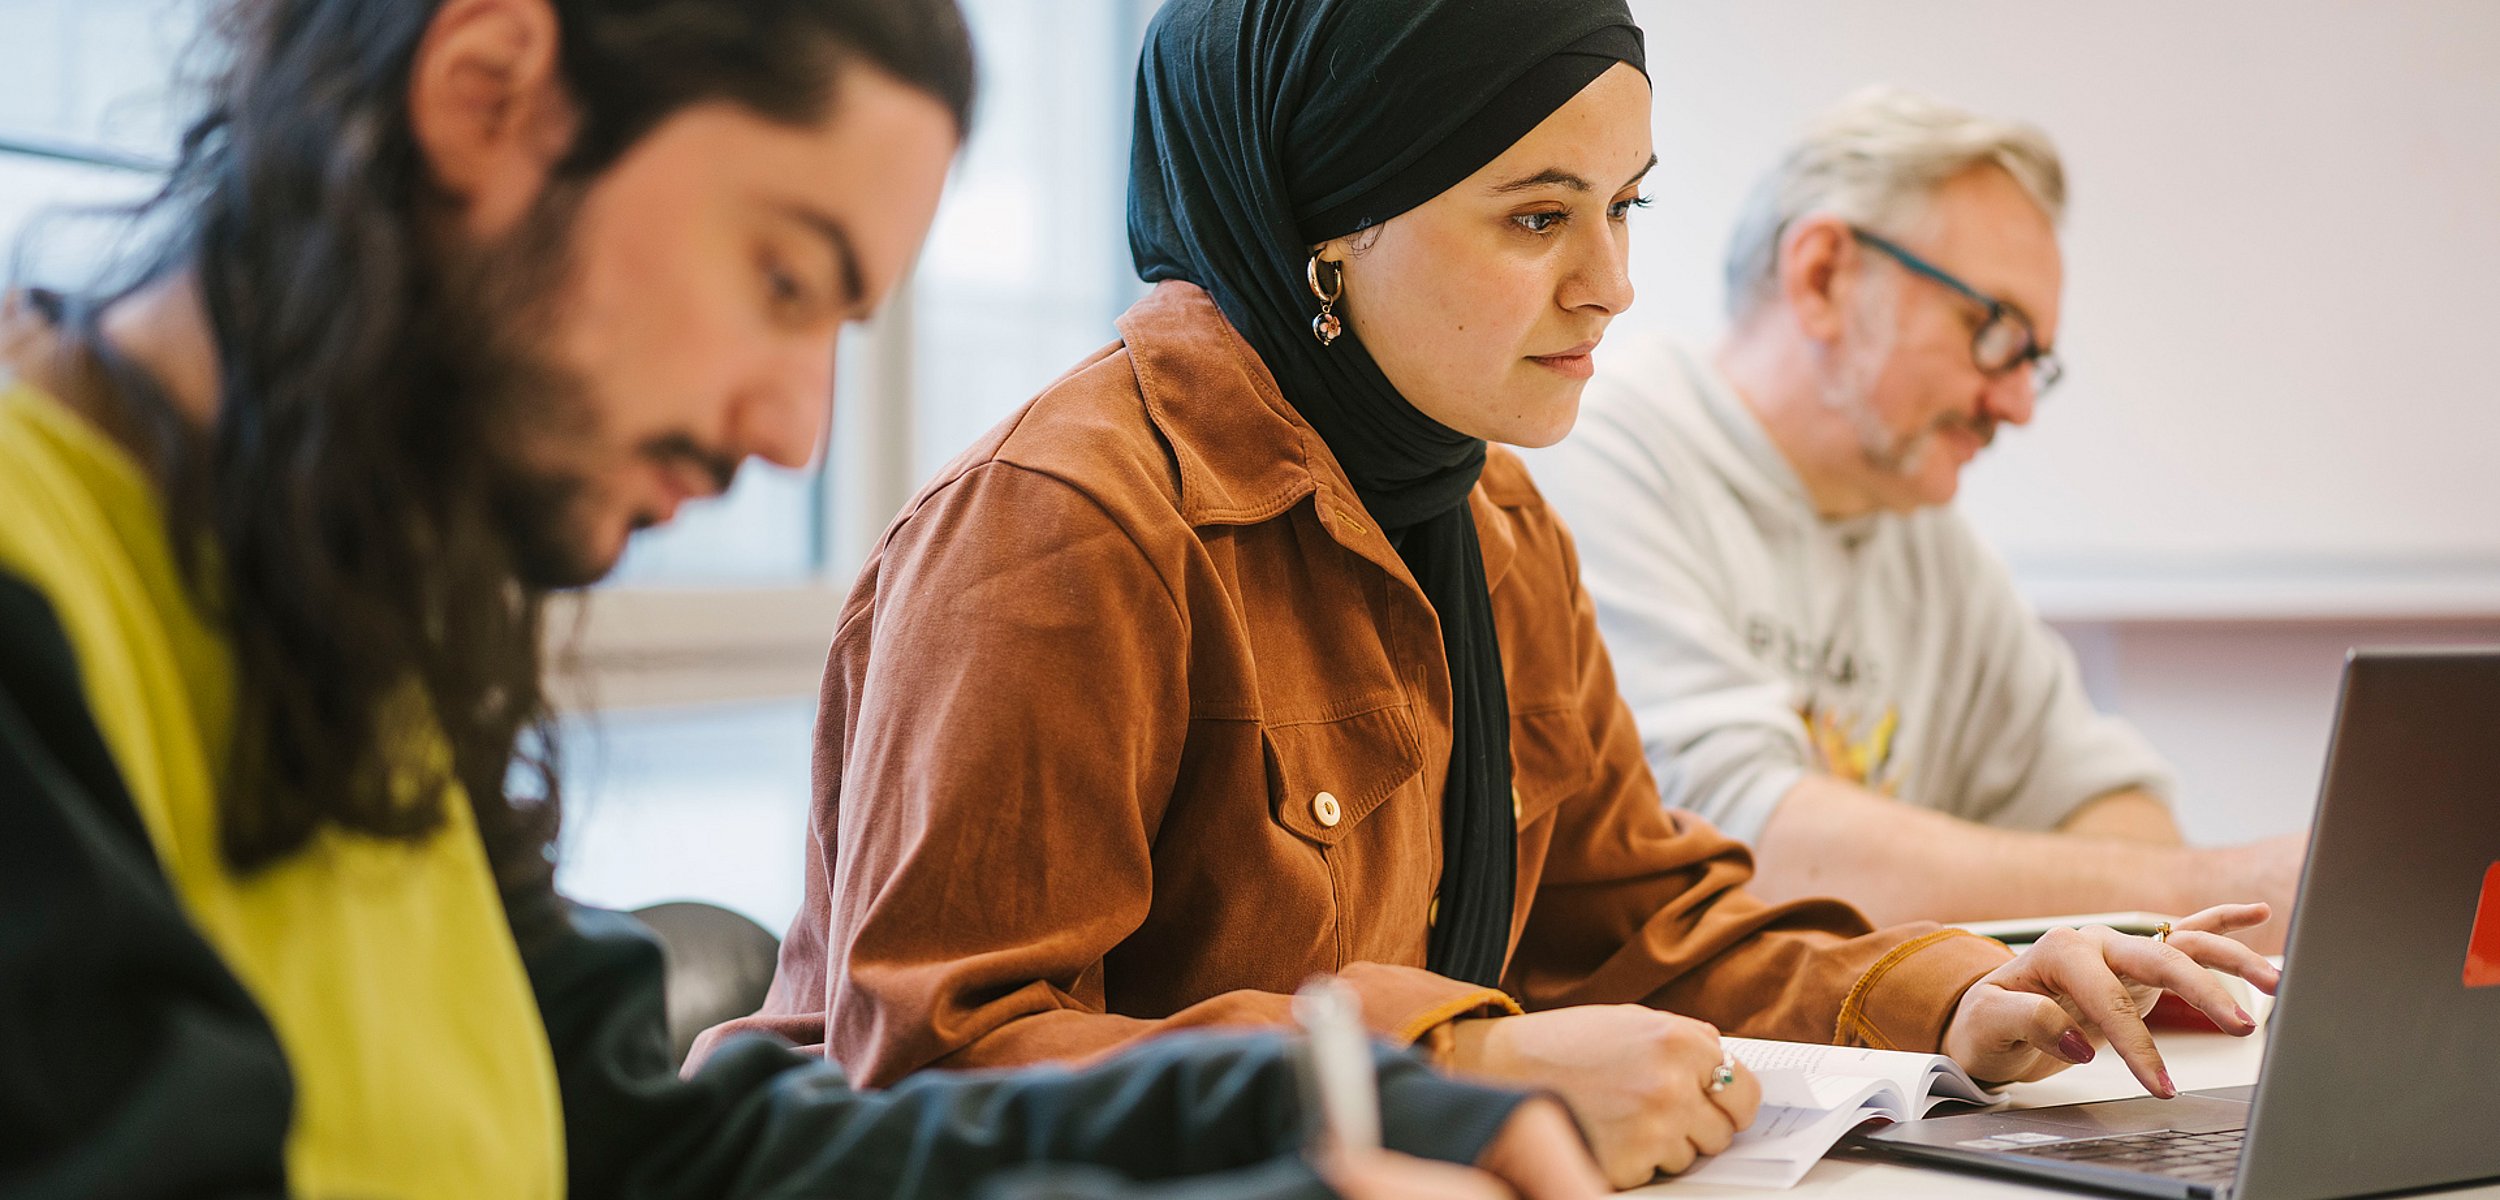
left=1312, top=790, right=1343, bottom=828
left=1428, top=893, right=1440, bottom=926
left=1511, top=786, right=1524, bottom=821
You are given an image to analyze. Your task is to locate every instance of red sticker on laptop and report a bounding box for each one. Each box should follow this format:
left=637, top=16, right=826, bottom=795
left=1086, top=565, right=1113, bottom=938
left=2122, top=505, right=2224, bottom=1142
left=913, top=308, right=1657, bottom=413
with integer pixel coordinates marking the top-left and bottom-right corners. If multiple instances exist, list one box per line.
left=2468, top=862, right=2500, bottom=989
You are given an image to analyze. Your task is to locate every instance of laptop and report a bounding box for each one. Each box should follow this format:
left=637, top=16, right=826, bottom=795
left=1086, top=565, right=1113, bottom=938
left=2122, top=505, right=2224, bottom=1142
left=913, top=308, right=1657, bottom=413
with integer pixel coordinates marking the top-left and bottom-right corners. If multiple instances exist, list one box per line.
left=1855, top=648, right=2500, bottom=1200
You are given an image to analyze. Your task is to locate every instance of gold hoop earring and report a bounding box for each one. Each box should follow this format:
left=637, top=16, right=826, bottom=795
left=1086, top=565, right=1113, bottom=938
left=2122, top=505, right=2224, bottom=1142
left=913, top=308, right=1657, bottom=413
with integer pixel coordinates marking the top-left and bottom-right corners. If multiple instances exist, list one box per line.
left=1307, top=255, right=1344, bottom=346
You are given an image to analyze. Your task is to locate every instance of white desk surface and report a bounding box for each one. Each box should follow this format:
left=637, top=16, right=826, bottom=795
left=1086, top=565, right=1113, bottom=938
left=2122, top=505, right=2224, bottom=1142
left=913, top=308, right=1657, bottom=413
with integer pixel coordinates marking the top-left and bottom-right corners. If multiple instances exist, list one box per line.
left=1624, top=1028, right=2500, bottom=1198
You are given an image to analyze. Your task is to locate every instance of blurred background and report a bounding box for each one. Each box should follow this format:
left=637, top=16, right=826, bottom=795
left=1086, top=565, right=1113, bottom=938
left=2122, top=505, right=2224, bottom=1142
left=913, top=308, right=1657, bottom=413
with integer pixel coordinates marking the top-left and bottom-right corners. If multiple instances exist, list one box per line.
left=7, top=0, right=2495, bottom=935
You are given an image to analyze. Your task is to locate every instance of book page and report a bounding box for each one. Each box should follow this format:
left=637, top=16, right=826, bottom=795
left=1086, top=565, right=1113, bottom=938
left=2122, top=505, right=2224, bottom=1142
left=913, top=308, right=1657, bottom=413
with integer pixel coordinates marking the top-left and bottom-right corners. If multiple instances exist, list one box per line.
left=1725, top=1037, right=1998, bottom=1110
left=1679, top=1078, right=1897, bottom=1189
left=1671, top=1041, right=2005, bottom=1188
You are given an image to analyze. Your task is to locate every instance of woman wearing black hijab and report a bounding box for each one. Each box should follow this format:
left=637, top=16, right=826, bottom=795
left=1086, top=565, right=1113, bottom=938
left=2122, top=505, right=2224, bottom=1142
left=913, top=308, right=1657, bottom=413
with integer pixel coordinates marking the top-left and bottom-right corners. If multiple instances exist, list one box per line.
left=712, top=0, right=2279, bottom=1186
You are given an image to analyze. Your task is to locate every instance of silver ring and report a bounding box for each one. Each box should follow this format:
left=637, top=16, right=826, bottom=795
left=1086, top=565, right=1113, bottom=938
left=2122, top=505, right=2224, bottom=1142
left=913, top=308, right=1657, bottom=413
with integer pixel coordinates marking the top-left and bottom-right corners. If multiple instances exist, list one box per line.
left=1707, top=1051, right=1737, bottom=1094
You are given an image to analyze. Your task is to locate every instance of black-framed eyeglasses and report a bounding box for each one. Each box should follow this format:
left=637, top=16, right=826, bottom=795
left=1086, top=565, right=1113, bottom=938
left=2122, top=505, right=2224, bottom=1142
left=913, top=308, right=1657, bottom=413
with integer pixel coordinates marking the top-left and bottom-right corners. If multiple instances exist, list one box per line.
left=1849, top=227, right=2064, bottom=395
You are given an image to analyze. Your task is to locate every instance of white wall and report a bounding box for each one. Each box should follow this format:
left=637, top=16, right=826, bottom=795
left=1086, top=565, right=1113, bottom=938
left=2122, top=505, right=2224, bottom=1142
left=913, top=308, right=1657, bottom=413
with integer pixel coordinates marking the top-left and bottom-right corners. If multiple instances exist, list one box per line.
left=1627, top=0, right=2500, bottom=600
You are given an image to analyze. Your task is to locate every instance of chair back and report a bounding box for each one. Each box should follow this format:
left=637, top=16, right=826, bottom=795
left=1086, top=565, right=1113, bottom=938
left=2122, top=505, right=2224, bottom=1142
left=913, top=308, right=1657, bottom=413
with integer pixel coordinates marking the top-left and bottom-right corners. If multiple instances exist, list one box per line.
left=629, top=900, right=781, bottom=1069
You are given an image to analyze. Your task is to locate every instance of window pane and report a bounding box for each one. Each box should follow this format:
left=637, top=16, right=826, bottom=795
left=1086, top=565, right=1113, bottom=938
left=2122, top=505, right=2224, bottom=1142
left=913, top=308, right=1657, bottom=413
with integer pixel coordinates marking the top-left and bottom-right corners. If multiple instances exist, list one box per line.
left=909, top=0, right=1153, bottom=483
left=1, top=0, right=201, bottom=288
left=0, top=0, right=199, bottom=152
left=552, top=699, right=817, bottom=930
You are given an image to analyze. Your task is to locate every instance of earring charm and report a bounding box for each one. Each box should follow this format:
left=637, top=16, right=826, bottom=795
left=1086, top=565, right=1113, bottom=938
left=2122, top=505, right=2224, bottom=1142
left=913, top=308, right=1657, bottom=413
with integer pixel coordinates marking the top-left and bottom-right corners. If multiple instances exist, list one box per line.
left=1307, top=255, right=1343, bottom=346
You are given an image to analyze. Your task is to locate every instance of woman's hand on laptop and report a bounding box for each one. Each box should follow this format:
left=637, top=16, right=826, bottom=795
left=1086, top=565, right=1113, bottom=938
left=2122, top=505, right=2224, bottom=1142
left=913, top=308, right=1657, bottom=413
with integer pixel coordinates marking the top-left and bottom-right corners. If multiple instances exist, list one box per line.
left=1940, top=903, right=2284, bottom=1098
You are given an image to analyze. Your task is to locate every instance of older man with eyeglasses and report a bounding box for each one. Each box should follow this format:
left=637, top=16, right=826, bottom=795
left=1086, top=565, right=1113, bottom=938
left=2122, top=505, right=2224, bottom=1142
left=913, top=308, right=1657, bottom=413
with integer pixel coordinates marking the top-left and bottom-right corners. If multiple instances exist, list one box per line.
left=1523, top=87, right=2304, bottom=951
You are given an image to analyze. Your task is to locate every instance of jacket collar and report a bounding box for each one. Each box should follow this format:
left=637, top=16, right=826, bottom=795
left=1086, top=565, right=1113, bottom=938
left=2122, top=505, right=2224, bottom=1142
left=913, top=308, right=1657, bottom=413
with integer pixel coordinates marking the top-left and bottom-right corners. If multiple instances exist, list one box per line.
left=1118, top=281, right=1518, bottom=594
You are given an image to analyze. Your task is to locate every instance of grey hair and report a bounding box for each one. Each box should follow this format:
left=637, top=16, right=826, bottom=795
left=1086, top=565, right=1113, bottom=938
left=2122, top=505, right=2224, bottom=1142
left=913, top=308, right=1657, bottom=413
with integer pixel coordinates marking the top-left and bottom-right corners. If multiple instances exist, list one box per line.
left=1723, top=86, right=2066, bottom=322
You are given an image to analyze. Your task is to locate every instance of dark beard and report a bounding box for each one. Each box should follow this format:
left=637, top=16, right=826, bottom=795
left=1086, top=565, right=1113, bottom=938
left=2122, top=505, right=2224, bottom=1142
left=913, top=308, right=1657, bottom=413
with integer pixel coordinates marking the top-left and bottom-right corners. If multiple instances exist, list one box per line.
left=490, top=462, right=606, bottom=590
left=414, top=190, right=617, bottom=591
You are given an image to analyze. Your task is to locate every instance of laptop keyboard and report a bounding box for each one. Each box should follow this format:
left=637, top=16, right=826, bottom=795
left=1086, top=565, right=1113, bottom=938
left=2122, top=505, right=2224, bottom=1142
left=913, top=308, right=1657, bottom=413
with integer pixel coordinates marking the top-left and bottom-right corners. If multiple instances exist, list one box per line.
left=2006, top=1129, right=2245, bottom=1181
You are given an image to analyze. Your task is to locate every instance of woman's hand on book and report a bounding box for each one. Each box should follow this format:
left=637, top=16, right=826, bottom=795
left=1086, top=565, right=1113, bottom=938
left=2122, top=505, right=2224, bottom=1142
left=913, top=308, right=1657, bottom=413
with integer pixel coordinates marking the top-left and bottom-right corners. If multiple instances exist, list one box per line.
left=1446, top=1005, right=1763, bottom=1189
left=1941, top=903, right=2283, bottom=1097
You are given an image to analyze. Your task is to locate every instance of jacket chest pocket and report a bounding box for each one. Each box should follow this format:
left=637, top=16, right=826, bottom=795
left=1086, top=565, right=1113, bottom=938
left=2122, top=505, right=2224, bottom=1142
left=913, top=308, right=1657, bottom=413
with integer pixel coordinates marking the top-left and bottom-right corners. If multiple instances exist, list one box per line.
left=1509, top=707, right=1595, bottom=831
left=1262, top=703, right=1424, bottom=845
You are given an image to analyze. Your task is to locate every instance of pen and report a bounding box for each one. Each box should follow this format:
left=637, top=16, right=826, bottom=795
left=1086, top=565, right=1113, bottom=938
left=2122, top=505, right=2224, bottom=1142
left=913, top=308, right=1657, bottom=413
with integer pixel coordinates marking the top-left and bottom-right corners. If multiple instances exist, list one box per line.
left=1293, top=975, right=1380, bottom=1155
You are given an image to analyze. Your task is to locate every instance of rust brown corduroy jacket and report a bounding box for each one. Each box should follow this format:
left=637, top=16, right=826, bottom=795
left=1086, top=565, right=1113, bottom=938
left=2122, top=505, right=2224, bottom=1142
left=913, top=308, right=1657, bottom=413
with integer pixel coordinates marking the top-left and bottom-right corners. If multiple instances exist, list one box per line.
left=693, top=282, right=2014, bottom=1088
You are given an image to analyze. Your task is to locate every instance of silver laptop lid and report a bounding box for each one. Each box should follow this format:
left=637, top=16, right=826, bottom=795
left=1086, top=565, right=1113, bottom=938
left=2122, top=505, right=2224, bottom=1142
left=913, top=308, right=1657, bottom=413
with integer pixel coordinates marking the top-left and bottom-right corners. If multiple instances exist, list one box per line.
left=2237, top=648, right=2500, bottom=1200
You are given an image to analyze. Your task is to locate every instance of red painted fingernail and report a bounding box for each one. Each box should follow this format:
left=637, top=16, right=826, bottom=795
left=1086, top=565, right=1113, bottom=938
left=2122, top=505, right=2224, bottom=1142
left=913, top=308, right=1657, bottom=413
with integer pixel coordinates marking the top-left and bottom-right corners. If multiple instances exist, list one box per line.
left=2158, top=1070, right=2177, bottom=1099
left=2056, top=1030, right=2095, bottom=1064
left=2233, top=1006, right=2254, bottom=1029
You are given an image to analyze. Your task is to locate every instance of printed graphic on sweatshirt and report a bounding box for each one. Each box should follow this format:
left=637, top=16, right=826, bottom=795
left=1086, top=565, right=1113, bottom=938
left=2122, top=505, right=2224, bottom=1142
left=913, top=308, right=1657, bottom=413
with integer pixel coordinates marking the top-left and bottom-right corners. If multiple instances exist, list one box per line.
left=1743, top=616, right=1870, bottom=690
left=1743, top=613, right=1906, bottom=793
left=1804, top=704, right=1903, bottom=795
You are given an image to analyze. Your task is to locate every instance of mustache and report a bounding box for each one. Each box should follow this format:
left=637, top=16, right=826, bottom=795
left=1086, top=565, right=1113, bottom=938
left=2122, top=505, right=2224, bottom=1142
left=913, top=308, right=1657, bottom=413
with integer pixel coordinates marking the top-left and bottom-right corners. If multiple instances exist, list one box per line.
left=1932, top=408, right=1999, bottom=449
left=1868, top=408, right=1998, bottom=477
left=642, top=434, right=740, bottom=495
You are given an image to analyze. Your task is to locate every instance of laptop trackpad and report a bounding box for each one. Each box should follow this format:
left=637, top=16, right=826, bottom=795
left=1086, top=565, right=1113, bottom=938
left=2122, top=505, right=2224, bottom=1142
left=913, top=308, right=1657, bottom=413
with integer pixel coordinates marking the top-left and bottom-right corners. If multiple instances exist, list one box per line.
left=1996, top=1091, right=2251, bottom=1137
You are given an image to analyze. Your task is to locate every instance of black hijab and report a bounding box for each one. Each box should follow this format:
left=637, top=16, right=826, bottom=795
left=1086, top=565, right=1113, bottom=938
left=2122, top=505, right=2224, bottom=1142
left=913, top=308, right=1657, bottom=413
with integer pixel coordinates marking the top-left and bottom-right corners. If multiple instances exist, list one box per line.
left=1130, top=0, right=1645, bottom=986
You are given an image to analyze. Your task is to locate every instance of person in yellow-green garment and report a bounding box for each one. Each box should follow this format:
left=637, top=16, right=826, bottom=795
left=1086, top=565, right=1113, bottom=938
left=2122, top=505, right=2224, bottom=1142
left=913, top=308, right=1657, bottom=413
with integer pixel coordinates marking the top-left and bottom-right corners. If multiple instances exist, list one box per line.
left=0, top=1, right=1608, bottom=1197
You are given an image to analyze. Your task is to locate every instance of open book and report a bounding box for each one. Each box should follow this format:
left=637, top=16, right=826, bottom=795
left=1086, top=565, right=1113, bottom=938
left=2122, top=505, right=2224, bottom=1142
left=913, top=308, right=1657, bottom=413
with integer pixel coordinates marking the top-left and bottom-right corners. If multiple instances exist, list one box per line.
left=1676, top=1038, right=2003, bottom=1189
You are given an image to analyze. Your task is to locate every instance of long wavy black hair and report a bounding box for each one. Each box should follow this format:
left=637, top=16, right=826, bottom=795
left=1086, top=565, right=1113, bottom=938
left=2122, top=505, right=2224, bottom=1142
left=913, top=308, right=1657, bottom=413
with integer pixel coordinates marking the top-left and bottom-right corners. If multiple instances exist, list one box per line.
left=105, top=0, right=973, bottom=912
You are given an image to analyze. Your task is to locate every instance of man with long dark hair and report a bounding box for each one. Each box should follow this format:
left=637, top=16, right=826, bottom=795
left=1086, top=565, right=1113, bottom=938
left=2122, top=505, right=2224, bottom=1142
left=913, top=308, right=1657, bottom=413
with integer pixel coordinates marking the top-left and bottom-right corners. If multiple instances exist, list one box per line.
left=0, top=1, right=1604, bottom=1196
